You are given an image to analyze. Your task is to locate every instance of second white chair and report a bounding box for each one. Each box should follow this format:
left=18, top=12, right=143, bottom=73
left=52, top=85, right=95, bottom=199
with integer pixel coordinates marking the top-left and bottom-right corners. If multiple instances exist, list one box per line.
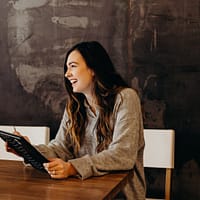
left=144, top=129, right=175, bottom=200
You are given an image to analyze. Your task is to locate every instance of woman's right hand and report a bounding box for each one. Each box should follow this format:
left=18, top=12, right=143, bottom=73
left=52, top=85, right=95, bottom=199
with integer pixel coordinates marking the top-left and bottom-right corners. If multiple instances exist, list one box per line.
left=5, top=130, right=30, bottom=156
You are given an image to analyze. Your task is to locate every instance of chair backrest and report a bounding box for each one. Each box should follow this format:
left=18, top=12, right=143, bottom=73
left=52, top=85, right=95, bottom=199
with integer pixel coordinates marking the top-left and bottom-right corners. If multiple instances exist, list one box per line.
left=143, top=129, right=175, bottom=200
left=0, top=125, right=50, bottom=161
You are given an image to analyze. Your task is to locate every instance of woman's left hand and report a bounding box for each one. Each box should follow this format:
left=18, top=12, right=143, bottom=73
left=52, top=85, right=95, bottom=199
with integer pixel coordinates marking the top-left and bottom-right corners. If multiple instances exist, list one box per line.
left=43, top=158, right=77, bottom=179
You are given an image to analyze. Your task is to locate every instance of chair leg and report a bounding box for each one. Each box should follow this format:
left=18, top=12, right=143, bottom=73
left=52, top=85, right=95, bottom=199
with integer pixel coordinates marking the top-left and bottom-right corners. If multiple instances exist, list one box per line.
left=165, top=168, right=172, bottom=200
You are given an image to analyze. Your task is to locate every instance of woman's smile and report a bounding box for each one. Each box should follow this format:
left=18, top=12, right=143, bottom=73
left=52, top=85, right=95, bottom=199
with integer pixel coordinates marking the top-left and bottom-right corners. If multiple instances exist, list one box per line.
left=69, top=78, right=78, bottom=86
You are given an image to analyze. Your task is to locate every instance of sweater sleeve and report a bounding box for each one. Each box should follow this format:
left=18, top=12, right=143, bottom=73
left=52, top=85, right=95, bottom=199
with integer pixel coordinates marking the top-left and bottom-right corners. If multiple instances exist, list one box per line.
left=69, top=88, right=144, bottom=179
left=35, top=109, right=75, bottom=161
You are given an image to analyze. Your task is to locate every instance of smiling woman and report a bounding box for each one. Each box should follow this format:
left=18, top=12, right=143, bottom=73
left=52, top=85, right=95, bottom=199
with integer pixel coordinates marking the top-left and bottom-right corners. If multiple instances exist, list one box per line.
left=7, top=41, right=146, bottom=200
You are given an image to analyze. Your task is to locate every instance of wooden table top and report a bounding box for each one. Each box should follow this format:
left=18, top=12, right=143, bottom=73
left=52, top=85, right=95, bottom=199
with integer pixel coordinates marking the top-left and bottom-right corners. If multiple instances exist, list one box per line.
left=0, top=160, right=131, bottom=200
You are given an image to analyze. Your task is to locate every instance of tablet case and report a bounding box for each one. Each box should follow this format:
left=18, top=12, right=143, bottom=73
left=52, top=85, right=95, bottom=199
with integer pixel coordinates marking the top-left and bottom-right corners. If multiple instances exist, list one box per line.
left=0, top=130, right=49, bottom=172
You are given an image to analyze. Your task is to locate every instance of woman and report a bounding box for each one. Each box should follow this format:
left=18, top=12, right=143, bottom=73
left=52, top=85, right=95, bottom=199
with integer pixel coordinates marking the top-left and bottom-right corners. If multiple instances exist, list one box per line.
left=9, top=41, right=146, bottom=199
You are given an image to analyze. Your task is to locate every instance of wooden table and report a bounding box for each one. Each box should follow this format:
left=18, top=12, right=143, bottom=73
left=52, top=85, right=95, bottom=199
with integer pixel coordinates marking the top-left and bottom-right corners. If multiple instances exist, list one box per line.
left=0, top=160, right=131, bottom=200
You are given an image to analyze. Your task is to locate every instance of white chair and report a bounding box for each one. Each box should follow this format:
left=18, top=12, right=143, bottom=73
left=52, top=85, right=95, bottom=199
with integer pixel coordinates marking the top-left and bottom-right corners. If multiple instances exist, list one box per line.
left=0, top=125, right=50, bottom=160
left=144, top=129, right=175, bottom=200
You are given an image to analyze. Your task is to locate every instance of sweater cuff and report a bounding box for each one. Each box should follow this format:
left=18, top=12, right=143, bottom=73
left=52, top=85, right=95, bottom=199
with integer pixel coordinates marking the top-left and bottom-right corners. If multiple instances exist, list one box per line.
left=68, top=154, right=107, bottom=180
left=68, top=155, right=93, bottom=179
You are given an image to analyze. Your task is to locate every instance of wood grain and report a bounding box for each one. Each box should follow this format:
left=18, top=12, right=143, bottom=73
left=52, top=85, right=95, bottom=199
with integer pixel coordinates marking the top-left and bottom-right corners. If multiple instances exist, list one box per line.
left=0, top=160, right=131, bottom=200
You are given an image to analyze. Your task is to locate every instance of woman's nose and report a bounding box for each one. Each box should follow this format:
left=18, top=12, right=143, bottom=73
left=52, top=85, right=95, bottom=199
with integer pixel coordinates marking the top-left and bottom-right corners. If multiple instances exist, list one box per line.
left=65, top=69, right=71, bottom=78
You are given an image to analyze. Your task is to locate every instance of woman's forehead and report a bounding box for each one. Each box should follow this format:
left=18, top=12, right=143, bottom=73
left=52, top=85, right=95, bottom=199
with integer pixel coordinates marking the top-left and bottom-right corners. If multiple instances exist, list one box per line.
left=67, top=50, right=82, bottom=63
left=66, top=50, right=87, bottom=67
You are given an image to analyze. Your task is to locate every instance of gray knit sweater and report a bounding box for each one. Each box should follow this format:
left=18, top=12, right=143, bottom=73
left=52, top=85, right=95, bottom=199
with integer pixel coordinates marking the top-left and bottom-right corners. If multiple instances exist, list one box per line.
left=35, top=88, right=146, bottom=200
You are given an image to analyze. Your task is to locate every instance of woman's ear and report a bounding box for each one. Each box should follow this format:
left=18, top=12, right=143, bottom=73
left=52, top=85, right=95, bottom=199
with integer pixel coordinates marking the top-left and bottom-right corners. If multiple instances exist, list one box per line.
left=90, top=69, right=95, bottom=77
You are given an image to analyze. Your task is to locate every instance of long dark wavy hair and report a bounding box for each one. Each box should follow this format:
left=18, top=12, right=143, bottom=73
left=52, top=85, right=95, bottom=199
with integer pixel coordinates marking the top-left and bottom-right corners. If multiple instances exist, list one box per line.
left=64, top=41, right=129, bottom=154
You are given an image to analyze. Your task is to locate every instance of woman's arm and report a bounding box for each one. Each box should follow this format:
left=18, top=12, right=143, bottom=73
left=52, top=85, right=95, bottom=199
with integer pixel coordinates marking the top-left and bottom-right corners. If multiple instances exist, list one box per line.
left=35, top=109, right=75, bottom=161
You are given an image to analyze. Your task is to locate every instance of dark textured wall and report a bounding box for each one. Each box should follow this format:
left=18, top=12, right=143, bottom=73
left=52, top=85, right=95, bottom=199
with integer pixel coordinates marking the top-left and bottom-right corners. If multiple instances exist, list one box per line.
left=0, top=0, right=199, bottom=199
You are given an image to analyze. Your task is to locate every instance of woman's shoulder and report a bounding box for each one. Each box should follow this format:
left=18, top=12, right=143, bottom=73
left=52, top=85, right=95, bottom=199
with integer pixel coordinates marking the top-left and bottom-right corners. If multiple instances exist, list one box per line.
left=114, top=87, right=140, bottom=107
left=117, top=87, right=139, bottom=100
left=113, top=87, right=142, bottom=117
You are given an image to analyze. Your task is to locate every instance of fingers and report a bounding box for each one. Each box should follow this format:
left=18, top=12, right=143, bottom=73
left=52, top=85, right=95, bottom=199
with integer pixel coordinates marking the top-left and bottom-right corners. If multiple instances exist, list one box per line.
left=13, top=130, right=22, bottom=136
left=5, top=142, right=19, bottom=155
left=12, top=131, right=30, bottom=143
left=43, top=159, right=68, bottom=179
left=44, top=159, right=61, bottom=172
left=5, top=130, right=29, bottom=156
left=23, top=136, right=31, bottom=143
left=49, top=172, right=65, bottom=179
left=5, top=142, right=12, bottom=152
left=46, top=169, right=64, bottom=179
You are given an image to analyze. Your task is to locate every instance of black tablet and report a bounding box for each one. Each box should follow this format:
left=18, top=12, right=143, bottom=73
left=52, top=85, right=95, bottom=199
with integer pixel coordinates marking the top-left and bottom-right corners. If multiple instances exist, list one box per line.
left=0, top=130, right=49, bottom=172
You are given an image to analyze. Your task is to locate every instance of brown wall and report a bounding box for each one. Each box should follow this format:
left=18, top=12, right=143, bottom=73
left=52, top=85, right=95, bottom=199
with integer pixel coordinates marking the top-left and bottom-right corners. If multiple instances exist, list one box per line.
left=0, top=0, right=199, bottom=199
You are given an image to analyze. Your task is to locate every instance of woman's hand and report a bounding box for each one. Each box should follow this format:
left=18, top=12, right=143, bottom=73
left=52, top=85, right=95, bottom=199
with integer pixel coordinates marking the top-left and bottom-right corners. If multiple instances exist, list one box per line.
left=5, top=130, right=30, bottom=156
left=43, top=158, right=77, bottom=179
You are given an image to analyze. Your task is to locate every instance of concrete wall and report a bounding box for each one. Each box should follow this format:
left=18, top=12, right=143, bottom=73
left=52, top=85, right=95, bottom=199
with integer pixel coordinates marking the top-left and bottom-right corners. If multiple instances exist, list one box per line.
left=0, top=0, right=199, bottom=199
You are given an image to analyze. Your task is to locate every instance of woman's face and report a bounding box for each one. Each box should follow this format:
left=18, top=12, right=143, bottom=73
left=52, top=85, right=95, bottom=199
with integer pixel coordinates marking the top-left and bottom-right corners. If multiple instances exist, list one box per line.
left=65, top=50, right=95, bottom=97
